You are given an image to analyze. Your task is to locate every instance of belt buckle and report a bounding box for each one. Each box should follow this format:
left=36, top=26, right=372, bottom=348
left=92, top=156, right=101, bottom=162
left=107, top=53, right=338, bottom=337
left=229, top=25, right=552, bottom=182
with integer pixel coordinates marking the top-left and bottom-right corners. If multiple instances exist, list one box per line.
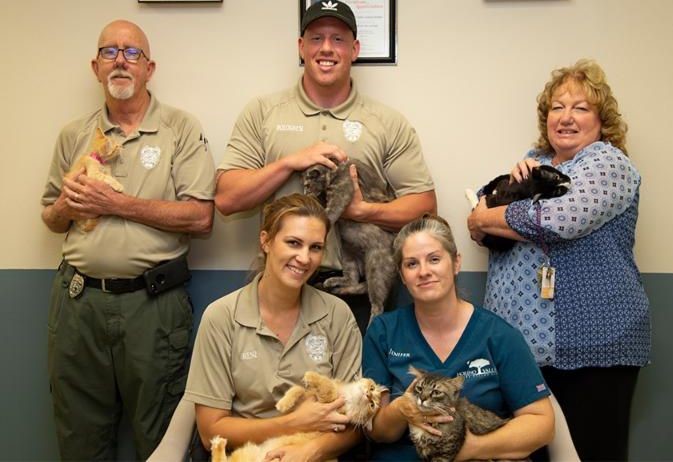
left=101, top=279, right=111, bottom=293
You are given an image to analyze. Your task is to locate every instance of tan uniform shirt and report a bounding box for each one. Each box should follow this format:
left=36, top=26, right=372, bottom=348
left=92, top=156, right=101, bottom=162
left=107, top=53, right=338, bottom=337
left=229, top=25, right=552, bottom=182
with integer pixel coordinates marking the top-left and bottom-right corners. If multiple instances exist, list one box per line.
left=184, top=275, right=362, bottom=418
left=218, top=80, right=434, bottom=268
left=42, top=96, right=215, bottom=278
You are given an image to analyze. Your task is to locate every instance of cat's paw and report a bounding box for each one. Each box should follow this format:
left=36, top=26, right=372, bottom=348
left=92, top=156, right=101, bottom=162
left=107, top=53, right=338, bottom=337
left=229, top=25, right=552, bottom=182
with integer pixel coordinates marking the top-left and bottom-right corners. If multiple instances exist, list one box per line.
left=210, top=436, right=227, bottom=462
left=276, top=385, right=305, bottom=413
left=368, top=304, right=384, bottom=325
left=322, top=276, right=349, bottom=289
left=303, top=371, right=323, bottom=387
left=323, top=277, right=367, bottom=295
left=465, top=188, right=479, bottom=210
left=78, top=218, right=98, bottom=232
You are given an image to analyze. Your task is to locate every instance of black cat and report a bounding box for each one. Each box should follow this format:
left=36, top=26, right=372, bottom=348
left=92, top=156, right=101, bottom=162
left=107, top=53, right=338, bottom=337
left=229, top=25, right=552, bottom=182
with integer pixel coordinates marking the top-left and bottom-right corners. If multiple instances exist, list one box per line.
left=478, top=165, right=571, bottom=251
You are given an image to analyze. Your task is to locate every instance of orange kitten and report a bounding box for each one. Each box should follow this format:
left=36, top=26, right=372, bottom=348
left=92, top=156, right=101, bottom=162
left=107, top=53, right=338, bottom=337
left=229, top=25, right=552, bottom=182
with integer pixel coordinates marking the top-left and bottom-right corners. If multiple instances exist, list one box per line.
left=66, top=127, right=123, bottom=231
left=210, top=372, right=384, bottom=462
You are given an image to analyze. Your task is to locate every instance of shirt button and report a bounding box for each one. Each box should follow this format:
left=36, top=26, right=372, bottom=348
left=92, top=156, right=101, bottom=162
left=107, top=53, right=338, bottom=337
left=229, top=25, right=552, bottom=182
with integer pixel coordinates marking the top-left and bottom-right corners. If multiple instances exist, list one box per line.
left=322, top=125, right=327, bottom=131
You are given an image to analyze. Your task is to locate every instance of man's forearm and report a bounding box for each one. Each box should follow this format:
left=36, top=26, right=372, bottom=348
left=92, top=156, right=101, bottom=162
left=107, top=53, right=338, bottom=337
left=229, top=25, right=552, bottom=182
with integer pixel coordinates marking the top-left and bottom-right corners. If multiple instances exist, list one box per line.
left=112, top=196, right=214, bottom=235
left=215, top=163, right=294, bottom=215
left=352, top=190, right=437, bottom=231
left=41, top=200, right=72, bottom=233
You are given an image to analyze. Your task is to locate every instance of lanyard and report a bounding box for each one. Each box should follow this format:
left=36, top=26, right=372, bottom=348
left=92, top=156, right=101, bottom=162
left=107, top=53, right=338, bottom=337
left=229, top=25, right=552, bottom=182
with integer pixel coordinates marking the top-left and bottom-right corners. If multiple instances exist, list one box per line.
left=535, top=202, right=550, bottom=258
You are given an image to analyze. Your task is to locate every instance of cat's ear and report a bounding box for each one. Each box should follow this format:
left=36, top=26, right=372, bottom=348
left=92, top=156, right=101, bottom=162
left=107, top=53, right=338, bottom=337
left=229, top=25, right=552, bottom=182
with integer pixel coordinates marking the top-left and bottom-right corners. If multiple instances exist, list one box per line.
left=90, top=126, right=106, bottom=153
left=454, top=375, right=465, bottom=389
left=408, top=366, right=425, bottom=379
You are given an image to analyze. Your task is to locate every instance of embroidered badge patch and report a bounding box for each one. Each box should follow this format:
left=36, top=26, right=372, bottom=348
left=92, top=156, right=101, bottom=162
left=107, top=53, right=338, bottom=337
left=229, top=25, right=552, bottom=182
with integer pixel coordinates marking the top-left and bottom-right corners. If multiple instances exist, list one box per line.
left=342, top=120, right=363, bottom=142
left=305, top=334, right=328, bottom=362
left=139, top=145, right=161, bottom=170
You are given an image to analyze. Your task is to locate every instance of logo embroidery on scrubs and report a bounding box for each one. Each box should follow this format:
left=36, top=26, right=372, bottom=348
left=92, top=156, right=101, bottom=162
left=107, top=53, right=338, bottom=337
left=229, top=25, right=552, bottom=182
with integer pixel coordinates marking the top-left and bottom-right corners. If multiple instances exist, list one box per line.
left=457, top=357, right=497, bottom=379
left=305, top=334, right=328, bottom=362
left=342, top=120, right=363, bottom=142
left=139, top=145, right=161, bottom=169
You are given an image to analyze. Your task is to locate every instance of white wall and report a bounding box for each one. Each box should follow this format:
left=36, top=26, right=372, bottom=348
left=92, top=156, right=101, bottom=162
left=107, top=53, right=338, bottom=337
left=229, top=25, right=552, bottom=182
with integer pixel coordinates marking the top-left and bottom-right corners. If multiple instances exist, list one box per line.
left=2, top=0, right=671, bottom=272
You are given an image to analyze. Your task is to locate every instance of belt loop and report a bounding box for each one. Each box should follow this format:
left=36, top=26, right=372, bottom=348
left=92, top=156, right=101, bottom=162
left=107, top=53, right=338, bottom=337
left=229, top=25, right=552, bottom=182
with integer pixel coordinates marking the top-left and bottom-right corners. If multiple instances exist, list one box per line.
left=101, top=279, right=108, bottom=293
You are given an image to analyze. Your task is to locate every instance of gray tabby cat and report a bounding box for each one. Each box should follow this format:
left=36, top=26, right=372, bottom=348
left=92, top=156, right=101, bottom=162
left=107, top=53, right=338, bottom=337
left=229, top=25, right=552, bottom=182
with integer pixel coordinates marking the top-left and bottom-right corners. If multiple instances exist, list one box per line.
left=405, top=367, right=520, bottom=462
left=303, top=158, right=397, bottom=325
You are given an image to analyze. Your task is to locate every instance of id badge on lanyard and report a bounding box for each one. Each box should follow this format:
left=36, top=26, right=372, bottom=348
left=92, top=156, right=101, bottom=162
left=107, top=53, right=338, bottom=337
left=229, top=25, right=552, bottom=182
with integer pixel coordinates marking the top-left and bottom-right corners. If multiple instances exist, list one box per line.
left=536, top=204, right=555, bottom=300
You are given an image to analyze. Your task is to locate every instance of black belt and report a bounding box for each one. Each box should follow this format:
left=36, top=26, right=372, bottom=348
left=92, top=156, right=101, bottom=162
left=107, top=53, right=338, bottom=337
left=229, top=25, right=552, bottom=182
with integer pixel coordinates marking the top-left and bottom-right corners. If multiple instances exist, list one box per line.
left=83, top=274, right=146, bottom=294
left=61, top=256, right=190, bottom=296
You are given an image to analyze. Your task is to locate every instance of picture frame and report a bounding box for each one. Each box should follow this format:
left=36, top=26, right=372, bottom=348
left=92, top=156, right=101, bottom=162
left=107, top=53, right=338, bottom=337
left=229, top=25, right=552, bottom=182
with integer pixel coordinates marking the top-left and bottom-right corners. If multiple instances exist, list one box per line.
left=299, top=0, right=397, bottom=65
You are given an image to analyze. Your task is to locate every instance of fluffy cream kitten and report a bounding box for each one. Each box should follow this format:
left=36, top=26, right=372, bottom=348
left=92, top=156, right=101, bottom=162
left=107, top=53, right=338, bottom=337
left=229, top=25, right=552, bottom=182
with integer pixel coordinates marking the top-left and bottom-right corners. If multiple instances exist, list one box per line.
left=211, top=372, right=384, bottom=462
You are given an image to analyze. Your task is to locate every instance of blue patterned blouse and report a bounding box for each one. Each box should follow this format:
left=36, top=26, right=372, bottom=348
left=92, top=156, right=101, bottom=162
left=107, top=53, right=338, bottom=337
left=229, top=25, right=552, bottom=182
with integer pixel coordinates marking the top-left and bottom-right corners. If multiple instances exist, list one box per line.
left=483, top=141, right=650, bottom=369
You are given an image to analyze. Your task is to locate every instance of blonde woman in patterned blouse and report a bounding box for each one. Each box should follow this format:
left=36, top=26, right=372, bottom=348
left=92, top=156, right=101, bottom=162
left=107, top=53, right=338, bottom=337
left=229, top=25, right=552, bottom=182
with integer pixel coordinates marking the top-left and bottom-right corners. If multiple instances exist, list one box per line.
left=467, top=59, right=650, bottom=462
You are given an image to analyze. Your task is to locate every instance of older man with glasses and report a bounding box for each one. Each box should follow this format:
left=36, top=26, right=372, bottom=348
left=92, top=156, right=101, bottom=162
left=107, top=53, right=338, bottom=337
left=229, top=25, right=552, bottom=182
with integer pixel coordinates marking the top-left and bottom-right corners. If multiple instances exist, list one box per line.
left=40, top=20, right=215, bottom=460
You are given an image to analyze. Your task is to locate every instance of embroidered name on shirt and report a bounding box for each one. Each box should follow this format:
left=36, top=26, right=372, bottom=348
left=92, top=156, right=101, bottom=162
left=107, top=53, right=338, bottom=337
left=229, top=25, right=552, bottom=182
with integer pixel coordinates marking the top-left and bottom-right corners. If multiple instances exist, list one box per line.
left=276, top=124, right=304, bottom=132
left=388, top=349, right=411, bottom=358
left=241, top=350, right=258, bottom=360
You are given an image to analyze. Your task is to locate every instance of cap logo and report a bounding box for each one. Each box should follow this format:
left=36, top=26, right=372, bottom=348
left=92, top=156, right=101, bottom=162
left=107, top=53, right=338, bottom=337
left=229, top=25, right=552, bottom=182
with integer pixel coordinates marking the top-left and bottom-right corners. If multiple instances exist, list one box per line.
left=321, top=1, right=339, bottom=11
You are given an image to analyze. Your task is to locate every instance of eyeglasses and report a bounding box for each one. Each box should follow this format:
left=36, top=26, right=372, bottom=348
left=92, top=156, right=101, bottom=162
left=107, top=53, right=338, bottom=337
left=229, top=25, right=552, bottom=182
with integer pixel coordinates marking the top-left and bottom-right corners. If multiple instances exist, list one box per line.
left=98, top=46, right=148, bottom=63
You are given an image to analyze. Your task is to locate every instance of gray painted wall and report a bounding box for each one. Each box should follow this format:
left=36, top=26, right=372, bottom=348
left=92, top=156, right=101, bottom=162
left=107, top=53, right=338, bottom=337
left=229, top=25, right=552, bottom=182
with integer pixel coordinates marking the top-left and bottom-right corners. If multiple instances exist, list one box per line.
left=1, top=270, right=669, bottom=461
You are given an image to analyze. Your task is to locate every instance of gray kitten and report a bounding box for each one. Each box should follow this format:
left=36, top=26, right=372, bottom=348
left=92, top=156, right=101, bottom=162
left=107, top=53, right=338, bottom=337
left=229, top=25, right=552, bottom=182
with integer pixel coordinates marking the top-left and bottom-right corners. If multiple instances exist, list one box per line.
left=303, top=159, right=397, bottom=325
left=406, top=367, right=521, bottom=462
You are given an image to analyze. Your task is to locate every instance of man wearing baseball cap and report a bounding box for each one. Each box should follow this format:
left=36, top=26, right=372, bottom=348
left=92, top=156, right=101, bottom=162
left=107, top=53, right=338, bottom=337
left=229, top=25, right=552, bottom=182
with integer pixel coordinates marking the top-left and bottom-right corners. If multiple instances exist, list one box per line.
left=216, top=0, right=436, bottom=339
left=301, top=0, right=358, bottom=37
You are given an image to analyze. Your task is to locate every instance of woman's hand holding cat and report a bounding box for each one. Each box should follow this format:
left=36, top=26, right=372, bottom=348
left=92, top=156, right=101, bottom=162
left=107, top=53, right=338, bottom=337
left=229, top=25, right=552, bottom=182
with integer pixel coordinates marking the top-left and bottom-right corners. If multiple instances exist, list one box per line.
left=467, top=196, right=488, bottom=244
left=283, top=142, right=348, bottom=172
left=510, top=158, right=541, bottom=183
left=395, top=394, right=453, bottom=437
left=453, top=429, right=479, bottom=461
left=263, top=441, right=320, bottom=462
left=288, top=396, right=349, bottom=433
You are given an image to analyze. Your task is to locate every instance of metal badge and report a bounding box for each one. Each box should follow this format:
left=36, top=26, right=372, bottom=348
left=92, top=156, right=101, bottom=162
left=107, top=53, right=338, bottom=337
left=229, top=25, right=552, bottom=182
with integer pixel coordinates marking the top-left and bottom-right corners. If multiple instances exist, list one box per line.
left=69, top=273, right=85, bottom=299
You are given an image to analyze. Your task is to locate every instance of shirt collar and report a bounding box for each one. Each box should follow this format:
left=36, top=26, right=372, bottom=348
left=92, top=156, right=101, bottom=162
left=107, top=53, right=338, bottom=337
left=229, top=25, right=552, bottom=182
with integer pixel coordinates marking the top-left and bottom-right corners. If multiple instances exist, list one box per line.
left=99, top=92, right=160, bottom=134
left=234, top=273, right=330, bottom=329
left=295, top=78, right=359, bottom=120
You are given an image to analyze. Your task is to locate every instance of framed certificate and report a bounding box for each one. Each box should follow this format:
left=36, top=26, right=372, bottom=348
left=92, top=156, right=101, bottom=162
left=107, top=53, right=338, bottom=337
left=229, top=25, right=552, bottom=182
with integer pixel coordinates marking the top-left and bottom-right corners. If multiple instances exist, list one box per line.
left=299, top=0, right=397, bottom=65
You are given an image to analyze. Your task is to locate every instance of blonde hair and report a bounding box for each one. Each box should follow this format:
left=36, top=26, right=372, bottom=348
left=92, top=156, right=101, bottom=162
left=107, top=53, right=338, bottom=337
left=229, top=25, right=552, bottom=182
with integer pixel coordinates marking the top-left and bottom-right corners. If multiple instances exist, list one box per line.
left=535, top=59, right=628, bottom=155
left=253, top=194, right=330, bottom=274
left=392, top=214, right=458, bottom=269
